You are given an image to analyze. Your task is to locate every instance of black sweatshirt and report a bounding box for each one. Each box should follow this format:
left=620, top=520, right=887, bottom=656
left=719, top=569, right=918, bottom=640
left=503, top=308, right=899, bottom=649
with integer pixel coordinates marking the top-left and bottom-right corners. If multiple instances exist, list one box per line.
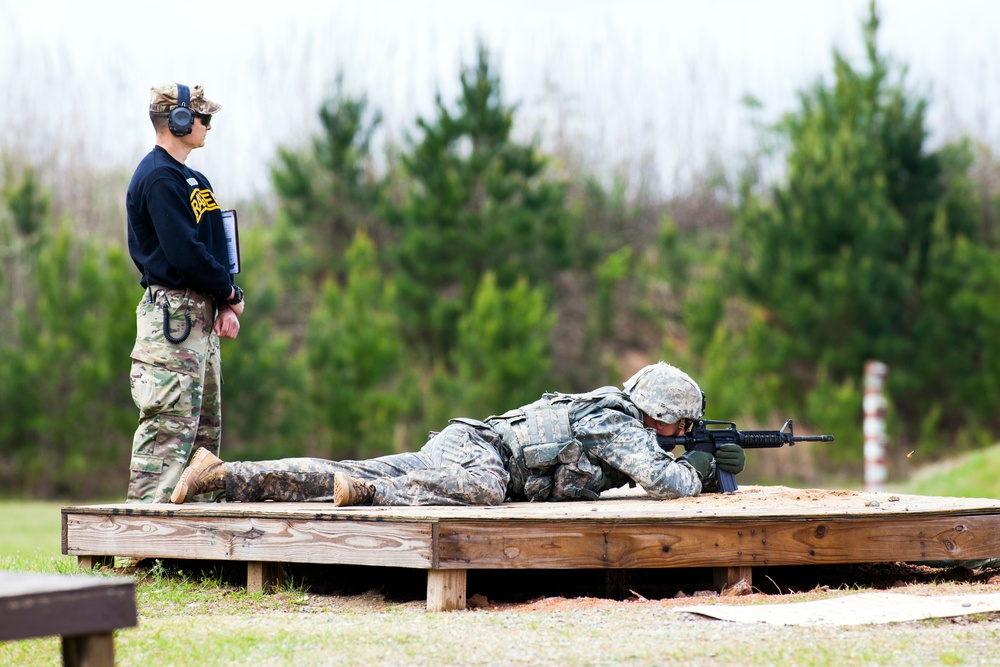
left=126, top=146, right=233, bottom=301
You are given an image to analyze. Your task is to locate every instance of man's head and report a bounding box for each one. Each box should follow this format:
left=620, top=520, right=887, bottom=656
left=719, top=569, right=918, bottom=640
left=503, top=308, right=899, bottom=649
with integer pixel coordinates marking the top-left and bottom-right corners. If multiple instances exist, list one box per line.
left=148, top=83, right=221, bottom=136
left=622, top=361, right=704, bottom=425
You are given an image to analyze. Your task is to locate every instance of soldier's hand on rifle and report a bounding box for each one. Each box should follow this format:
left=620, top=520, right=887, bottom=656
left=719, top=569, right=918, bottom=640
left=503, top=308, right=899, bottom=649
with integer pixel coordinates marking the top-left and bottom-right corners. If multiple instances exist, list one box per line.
left=679, top=450, right=713, bottom=480
left=715, top=443, right=746, bottom=474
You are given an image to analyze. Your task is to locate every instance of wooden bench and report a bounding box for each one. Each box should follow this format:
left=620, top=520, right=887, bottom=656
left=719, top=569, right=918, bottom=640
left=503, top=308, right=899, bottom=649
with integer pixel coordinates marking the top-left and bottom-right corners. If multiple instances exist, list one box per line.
left=0, top=571, right=137, bottom=667
left=62, top=485, right=1000, bottom=612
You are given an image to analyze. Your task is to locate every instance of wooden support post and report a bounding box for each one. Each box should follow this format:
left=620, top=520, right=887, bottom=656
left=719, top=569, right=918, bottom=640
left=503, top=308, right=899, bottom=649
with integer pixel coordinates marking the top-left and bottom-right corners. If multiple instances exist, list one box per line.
left=63, top=632, right=115, bottom=667
left=426, top=569, right=466, bottom=612
left=247, top=561, right=285, bottom=593
left=77, top=556, right=115, bottom=570
left=713, top=565, right=752, bottom=592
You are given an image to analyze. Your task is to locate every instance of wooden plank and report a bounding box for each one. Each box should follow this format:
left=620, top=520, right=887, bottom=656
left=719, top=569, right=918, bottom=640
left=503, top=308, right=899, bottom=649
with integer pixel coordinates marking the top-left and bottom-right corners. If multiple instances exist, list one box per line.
left=435, top=515, right=1000, bottom=569
left=63, top=513, right=434, bottom=569
left=427, top=569, right=466, bottom=612
left=0, top=572, right=137, bottom=642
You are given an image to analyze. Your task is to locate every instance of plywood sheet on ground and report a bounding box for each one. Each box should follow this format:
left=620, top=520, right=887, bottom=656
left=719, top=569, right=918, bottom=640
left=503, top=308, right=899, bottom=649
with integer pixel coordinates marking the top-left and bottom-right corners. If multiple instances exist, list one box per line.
left=678, top=591, right=1000, bottom=625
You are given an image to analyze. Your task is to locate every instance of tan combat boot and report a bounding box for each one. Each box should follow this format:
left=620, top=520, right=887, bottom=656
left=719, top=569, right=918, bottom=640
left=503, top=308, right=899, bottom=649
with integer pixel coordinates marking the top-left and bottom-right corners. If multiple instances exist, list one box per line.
left=170, top=448, right=226, bottom=503
left=333, top=472, right=375, bottom=506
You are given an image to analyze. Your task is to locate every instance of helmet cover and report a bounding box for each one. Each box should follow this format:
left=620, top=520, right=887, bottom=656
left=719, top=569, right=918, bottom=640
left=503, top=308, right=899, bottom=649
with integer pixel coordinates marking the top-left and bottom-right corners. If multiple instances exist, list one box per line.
left=622, top=361, right=703, bottom=423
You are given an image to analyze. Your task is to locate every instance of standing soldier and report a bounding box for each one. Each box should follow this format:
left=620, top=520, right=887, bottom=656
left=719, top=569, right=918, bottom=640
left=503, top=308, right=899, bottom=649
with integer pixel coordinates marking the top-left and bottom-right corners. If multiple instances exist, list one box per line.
left=171, top=362, right=746, bottom=505
left=125, top=83, right=245, bottom=502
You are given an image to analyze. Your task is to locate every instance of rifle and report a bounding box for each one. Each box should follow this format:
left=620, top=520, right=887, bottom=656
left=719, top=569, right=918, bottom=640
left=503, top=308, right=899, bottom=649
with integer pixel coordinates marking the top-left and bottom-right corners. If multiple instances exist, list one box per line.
left=657, top=419, right=834, bottom=492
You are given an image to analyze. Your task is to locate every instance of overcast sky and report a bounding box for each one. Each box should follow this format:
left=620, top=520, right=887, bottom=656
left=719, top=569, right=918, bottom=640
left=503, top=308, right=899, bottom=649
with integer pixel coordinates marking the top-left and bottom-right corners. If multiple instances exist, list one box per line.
left=3, top=0, right=999, bottom=202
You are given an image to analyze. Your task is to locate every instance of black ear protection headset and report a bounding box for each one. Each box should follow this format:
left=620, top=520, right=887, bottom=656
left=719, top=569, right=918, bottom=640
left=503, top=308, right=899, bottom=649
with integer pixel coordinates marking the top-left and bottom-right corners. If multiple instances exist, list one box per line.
left=168, top=83, right=194, bottom=136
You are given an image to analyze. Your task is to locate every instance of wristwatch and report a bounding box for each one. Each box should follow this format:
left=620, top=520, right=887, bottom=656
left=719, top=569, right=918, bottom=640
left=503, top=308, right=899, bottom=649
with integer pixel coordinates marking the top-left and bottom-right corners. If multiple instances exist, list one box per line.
left=227, top=285, right=244, bottom=306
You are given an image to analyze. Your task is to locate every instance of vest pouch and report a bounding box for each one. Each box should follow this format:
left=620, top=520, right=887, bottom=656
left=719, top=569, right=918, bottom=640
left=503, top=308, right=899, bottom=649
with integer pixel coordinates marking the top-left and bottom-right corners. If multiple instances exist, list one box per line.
left=522, top=441, right=571, bottom=469
left=523, top=475, right=554, bottom=502
left=551, top=440, right=605, bottom=501
left=487, top=397, right=575, bottom=501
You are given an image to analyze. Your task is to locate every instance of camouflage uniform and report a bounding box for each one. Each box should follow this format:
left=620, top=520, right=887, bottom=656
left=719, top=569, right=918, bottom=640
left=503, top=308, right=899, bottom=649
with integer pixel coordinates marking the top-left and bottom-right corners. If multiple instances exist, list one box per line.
left=223, top=385, right=702, bottom=506
left=126, top=83, right=235, bottom=503
left=226, top=419, right=509, bottom=505
left=490, top=386, right=701, bottom=501
left=127, top=288, right=222, bottom=502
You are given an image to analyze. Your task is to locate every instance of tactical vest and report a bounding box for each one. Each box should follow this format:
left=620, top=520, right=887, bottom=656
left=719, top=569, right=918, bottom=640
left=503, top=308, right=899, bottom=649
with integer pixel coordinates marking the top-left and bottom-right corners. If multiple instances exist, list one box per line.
left=488, top=386, right=639, bottom=501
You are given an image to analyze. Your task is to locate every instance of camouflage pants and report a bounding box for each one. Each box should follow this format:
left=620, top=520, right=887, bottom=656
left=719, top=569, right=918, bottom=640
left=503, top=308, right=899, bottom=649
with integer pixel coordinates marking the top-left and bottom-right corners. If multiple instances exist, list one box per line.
left=126, top=287, right=222, bottom=503
left=226, top=419, right=510, bottom=506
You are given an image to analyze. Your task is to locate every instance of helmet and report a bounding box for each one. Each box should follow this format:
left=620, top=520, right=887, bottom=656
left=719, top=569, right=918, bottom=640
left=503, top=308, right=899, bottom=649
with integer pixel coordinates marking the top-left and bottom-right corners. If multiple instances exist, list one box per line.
left=622, top=361, right=703, bottom=423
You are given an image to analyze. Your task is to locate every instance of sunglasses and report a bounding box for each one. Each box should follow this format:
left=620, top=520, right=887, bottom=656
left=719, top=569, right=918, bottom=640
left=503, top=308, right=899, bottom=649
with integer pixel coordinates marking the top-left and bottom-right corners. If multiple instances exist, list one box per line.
left=656, top=417, right=696, bottom=431
left=194, top=112, right=212, bottom=127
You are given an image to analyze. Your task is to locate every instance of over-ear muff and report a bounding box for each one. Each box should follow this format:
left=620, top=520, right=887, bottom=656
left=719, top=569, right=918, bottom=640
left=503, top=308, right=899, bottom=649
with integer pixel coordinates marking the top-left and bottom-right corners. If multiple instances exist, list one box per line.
left=168, top=84, right=194, bottom=136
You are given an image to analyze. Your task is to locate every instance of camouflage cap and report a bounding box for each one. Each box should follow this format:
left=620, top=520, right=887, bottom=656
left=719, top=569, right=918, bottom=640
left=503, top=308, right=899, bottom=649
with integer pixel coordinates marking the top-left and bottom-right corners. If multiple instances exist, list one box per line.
left=148, top=84, right=222, bottom=115
left=622, top=361, right=703, bottom=423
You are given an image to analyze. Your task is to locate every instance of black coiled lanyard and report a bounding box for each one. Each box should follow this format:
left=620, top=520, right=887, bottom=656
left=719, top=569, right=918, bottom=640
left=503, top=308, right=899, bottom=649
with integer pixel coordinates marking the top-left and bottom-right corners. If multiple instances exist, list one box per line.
left=150, top=287, right=193, bottom=344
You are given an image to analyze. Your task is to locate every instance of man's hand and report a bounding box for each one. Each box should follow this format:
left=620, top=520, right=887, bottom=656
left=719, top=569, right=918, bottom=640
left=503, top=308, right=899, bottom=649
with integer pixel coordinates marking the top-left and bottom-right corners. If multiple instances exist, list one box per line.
left=227, top=299, right=244, bottom=318
left=715, top=443, right=746, bottom=474
left=679, top=450, right=713, bottom=479
left=214, top=308, right=240, bottom=339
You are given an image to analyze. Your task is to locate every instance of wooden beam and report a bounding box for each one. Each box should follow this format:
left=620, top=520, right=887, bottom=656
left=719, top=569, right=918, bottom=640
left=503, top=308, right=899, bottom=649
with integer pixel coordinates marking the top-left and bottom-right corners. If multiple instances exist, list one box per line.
left=427, top=569, right=466, bottom=612
left=64, top=513, right=435, bottom=568
left=435, top=515, right=1000, bottom=569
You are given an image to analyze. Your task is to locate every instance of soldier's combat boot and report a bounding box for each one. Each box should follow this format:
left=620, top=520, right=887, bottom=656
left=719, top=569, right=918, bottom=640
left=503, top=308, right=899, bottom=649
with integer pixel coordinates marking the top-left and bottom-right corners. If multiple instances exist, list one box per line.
left=170, top=448, right=226, bottom=503
left=333, top=472, right=375, bottom=506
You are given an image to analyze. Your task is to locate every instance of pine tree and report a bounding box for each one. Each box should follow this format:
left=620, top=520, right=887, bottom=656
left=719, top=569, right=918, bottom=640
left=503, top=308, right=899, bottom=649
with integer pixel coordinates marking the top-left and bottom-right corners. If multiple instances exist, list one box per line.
left=728, top=1, right=996, bottom=442
left=270, top=74, right=384, bottom=285
left=388, top=44, right=572, bottom=359
left=453, top=272, right=556, bottom=417
left=304, top=231, right=407, bottom=459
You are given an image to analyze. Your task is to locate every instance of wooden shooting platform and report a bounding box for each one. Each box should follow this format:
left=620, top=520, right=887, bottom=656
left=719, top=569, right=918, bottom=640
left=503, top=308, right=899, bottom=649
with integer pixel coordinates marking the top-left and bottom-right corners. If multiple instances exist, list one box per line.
left=62, top=485, right=1000, bottom=612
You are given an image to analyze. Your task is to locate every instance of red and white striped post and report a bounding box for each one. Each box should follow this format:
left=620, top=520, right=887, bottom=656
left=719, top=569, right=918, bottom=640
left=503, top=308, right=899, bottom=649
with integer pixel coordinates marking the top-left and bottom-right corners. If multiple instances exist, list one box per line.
left=863, top=361, right=888, bottom=492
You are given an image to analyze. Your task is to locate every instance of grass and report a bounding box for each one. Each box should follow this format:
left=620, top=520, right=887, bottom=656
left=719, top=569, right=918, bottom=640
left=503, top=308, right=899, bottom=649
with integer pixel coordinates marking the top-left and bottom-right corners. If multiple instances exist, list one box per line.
left=0, top=501, right=77, bottom=574
left=892, top=443, right=1000, bottom=499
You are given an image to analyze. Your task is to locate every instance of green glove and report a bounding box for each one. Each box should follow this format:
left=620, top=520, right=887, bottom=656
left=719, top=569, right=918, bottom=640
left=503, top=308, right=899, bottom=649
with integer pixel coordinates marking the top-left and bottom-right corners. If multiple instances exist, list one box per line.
left=715, top=443, right=746, bottom=474
left=680, top=450, right=713, bottom=479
